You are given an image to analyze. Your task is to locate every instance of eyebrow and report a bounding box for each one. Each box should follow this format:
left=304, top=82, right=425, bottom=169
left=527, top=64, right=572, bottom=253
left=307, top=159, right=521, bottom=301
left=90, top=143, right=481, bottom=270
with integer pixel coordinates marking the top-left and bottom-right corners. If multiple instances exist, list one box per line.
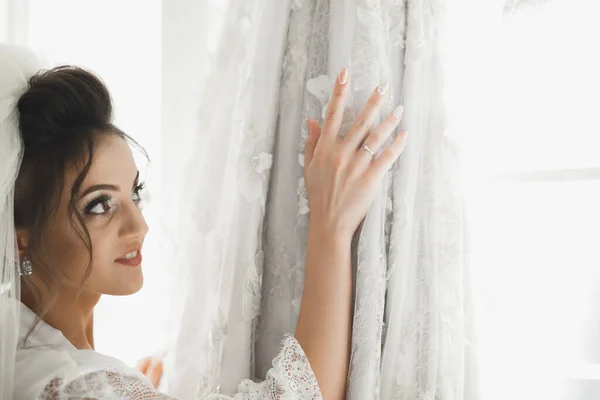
left=79, top=171, right=140, bottom=198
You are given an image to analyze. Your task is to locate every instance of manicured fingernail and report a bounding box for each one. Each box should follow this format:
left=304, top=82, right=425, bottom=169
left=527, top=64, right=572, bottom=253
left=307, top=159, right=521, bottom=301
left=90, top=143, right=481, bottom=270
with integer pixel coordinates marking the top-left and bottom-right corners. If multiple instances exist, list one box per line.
left=393, top=105, right=404, bottom=119
left=376, top=82, right=389, bottom=96
left=338, top=67, right=349, bottom=85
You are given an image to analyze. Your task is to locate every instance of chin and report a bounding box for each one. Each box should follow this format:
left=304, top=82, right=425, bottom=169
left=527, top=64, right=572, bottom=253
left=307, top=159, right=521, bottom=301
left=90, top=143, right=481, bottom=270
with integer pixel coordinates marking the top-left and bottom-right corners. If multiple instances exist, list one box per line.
left=123, top=280, right=144, bottom=295
left=109, top=268, right=144, bottom=295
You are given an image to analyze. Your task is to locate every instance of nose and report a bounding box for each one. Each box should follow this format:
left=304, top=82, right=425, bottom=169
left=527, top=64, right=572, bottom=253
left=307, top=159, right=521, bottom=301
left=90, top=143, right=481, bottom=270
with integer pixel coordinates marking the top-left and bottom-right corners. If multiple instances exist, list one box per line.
left=120, top=201, right=149, bottom=240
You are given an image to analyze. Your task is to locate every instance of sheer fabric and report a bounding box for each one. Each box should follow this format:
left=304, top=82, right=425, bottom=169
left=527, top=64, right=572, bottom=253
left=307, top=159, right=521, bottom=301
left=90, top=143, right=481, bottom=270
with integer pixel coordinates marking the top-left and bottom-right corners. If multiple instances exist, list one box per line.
left=162, top=1, right=475, bottom=398
left=15, top=303, right=320, bottom=399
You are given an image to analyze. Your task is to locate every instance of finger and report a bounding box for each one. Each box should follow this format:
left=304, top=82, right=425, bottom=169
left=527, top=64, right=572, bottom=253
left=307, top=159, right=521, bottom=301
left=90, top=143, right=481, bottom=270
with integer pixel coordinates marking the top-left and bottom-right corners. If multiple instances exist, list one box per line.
left=136, top=357, right=152, bottom=375
left=355, top=105, right=403, bottom=168
left=304, top=119, right=321, bottom=175
left=147, top=359, right=164, bottom=388
left=321, top=67, right=350, bottom=141
left=343, top=82, right=389, bottom=151
left=368, top=130, right=408, bottom=180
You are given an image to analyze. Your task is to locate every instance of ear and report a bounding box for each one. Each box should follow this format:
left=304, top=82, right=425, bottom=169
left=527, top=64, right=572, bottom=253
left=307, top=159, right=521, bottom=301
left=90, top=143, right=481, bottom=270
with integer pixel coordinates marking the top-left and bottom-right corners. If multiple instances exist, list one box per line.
left=16, top=229, right=29, bottom=259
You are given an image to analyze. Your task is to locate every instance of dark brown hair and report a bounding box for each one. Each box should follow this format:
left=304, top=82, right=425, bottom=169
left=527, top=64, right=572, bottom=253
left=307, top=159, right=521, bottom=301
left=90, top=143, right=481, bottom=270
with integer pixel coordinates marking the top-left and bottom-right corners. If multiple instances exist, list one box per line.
left=14, top=66, right=146, bottom=341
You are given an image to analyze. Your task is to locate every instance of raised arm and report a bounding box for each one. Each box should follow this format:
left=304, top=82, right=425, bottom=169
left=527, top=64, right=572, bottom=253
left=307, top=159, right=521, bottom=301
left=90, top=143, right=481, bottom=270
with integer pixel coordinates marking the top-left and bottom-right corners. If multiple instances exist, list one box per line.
left=294, top=68, right=407, bottom=399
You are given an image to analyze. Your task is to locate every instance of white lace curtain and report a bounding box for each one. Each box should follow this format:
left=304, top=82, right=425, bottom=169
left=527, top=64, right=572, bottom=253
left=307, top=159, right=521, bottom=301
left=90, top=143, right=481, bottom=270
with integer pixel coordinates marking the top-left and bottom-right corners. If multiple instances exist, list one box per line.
left=161, top=0, right=477, bottom=398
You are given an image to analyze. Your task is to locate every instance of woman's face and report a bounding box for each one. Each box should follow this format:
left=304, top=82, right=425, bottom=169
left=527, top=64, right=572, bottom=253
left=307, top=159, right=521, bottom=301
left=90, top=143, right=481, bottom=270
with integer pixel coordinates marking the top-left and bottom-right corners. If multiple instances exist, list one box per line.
left=45, top=133, right=149, bottom=296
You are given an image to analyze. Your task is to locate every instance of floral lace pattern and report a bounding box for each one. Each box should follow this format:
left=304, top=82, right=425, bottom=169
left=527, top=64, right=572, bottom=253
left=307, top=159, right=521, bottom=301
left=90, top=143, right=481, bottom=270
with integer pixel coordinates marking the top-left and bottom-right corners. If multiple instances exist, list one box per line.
left=234, top=336, right=321, bottom=400
left=243, top=251, right=265, bottom=322
left=40, top=337, right=320, bottom=400
left=164, top=0, right=475, bottom=399
left=41, top=370, right=178, bottom=400
left=162, top=0, right=287, bottom=396
left=257, top=0, right=329, bottom=380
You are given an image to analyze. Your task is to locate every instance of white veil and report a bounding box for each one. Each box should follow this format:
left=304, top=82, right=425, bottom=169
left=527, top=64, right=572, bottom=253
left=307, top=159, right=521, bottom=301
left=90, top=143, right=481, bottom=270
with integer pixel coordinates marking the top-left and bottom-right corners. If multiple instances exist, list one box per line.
left=0, top=44, right=46, bottom=399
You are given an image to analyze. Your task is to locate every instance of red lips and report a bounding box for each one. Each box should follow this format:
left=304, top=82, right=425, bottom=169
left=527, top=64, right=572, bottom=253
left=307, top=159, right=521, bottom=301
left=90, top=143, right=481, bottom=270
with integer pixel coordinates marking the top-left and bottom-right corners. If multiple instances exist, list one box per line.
left=115, top=247, right=142, bottom=267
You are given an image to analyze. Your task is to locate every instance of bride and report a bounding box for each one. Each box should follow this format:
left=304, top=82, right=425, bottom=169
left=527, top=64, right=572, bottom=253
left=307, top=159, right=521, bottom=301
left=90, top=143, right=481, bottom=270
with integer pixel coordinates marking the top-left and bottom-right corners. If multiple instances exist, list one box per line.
left=0, top=44, right=407, bottom=399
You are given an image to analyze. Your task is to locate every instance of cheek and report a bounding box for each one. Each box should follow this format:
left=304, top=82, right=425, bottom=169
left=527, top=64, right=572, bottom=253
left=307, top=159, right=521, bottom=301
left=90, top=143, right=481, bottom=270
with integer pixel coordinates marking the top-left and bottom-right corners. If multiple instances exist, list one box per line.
left=48, top=216, right=116, bottom=285
left=83, top=219, right=120, bottom=282
left=46, top=223, right=91, bottom=284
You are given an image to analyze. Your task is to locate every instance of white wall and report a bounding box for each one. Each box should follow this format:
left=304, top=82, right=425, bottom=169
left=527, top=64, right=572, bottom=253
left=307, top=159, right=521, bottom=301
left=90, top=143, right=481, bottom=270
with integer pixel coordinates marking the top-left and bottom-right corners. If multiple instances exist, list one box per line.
left=0, top=0, right=29, bottom=43
left=0, top=0, right=7, bottom=42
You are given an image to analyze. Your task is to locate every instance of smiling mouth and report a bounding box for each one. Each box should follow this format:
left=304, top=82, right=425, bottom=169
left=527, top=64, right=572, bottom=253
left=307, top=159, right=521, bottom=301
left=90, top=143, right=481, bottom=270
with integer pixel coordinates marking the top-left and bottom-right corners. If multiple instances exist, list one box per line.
left=115, top=249, right=142, bottom=266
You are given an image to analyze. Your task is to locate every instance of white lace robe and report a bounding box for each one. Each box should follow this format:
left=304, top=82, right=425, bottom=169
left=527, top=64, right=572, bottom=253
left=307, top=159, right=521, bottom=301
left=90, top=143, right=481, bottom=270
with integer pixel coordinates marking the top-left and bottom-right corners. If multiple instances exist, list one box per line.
left=15, top=304, right=321, bottom=399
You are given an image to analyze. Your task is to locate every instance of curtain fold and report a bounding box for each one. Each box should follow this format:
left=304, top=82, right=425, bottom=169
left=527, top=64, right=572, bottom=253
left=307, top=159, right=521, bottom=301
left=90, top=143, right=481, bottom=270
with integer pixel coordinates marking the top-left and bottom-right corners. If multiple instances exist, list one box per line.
left=161, top=1, right=292, bottom=396
left=162, top=1, right=476, bottom=398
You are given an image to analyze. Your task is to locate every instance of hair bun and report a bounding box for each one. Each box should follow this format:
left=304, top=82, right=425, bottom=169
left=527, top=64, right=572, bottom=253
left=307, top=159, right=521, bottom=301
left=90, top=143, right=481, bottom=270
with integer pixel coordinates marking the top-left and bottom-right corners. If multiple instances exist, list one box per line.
left=17, top=66, right=113, bottom=146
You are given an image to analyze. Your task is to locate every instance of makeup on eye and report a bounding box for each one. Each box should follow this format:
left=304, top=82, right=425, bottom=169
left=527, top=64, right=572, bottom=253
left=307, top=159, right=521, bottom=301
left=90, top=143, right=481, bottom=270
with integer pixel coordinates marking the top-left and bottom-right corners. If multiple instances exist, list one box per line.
left=79, top=171, right=145, bottom=215
left=133, top=181, right=145, bottom=196
left=79, top=170, right=141, bottom=197
left=84, top=193, right=116, bottom=215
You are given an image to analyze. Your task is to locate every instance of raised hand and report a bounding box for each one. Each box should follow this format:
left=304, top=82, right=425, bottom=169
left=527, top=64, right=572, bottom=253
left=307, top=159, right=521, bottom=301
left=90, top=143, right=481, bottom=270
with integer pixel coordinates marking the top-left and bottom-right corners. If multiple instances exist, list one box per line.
left=303, top=67, right=407, bottom=240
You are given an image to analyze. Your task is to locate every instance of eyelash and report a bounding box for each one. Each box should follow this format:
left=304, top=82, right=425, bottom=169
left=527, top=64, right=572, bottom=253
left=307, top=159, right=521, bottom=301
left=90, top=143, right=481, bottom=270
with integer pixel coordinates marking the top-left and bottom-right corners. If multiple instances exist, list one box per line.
left=133, top=182, right=145, bottom=202
left=84, top=182, right=146, bottom=216
left=84, top=194, right=114, bottom=215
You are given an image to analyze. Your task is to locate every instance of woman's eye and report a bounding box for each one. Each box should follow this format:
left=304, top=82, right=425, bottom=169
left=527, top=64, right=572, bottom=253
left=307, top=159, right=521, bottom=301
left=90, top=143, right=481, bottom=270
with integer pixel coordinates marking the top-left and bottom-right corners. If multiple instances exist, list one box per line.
left=133, top=182, right=145, bottom=203
left=86, top=196, right=115, bottom=215
left=132, top=190, right=142, bottom=202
